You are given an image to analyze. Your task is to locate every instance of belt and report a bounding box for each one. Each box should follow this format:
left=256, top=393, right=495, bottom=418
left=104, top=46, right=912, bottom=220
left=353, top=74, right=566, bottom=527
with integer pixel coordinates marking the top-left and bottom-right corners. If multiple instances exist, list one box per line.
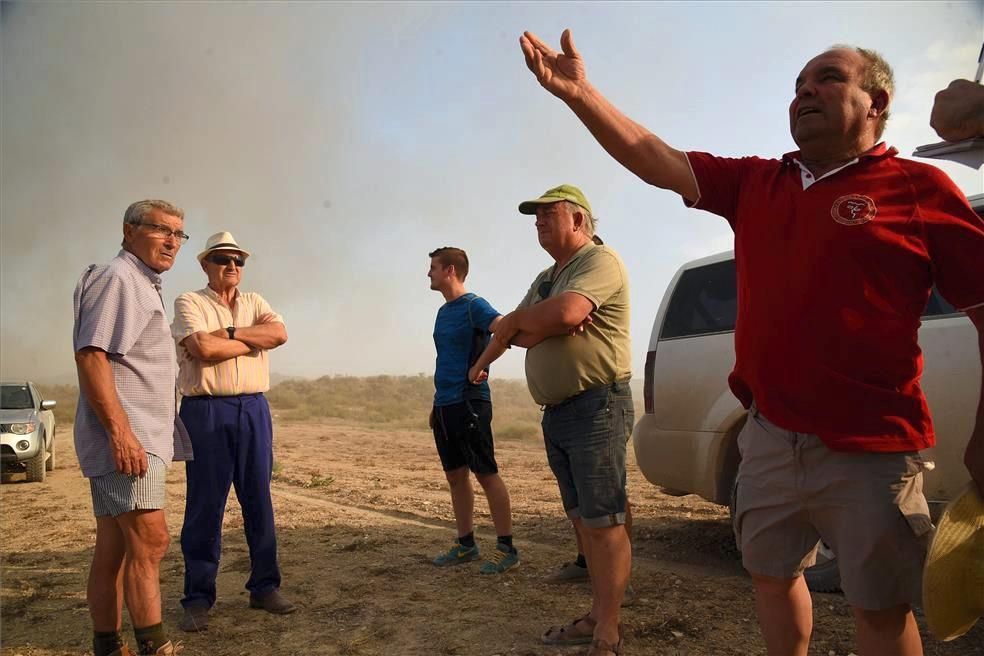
left=540, top=380, right=629, bottom=412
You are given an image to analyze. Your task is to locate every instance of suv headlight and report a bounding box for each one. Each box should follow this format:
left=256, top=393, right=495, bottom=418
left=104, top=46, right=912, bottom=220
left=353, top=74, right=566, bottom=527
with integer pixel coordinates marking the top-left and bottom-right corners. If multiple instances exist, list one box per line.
left=8, top=422, right=37, bottom=435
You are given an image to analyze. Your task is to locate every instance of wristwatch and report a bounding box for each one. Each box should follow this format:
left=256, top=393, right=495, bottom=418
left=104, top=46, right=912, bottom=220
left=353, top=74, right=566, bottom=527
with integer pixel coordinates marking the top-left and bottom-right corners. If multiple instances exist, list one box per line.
left=226, top=326, right=236, bottom=339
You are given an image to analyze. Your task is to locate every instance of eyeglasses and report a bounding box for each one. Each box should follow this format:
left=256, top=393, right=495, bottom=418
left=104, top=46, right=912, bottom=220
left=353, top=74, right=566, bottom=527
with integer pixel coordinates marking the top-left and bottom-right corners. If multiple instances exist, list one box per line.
left=206, top=253, right=246, bottom=268
left=538, top=279, right=553, bottom=299
left=136, top=222, right=190, bottom=243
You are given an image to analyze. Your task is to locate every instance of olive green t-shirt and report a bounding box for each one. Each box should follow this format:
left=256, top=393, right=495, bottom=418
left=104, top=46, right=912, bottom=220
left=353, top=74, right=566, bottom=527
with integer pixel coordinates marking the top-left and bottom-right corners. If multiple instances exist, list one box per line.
left=518, top=242, right=632, bottom=405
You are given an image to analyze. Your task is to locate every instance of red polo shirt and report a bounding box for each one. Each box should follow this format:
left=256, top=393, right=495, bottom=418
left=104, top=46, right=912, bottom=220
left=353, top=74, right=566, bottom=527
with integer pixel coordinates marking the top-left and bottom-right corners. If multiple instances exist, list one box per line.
left=686, top=144, right=984, bottom=452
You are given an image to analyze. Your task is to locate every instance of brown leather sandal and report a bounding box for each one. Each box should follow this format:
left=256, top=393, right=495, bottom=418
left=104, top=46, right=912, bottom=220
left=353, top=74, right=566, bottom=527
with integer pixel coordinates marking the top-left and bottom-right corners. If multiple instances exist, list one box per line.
left=541, top=613, right=597, bottom=645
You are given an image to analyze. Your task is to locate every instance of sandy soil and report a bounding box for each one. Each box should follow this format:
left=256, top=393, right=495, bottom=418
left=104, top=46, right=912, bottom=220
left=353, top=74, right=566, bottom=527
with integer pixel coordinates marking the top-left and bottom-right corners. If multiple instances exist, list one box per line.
left=2, top=420, right=982, bottom=656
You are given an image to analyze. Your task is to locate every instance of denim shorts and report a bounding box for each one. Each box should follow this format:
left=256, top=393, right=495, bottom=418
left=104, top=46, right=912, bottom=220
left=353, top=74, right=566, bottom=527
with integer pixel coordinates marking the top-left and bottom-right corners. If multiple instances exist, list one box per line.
left=541, top=381, right=633, bottom=528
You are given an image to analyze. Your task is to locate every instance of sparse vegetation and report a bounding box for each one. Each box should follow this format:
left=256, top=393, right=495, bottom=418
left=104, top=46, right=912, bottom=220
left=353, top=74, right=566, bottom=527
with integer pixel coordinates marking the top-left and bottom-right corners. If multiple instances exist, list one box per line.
left=34, top=376, right=642, bottom=444
left=266, top=374, right=548, bottom=441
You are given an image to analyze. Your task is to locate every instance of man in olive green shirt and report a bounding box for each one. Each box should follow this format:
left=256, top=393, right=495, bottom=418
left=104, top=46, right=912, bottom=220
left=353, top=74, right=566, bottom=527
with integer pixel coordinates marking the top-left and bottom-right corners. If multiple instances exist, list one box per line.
left=469, top=184, right=633, bottom=655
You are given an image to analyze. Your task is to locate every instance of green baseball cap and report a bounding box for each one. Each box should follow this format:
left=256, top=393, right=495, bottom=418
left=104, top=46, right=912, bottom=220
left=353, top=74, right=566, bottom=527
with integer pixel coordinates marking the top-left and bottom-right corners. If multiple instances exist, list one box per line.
left=518, top=184, right=593, bottom=216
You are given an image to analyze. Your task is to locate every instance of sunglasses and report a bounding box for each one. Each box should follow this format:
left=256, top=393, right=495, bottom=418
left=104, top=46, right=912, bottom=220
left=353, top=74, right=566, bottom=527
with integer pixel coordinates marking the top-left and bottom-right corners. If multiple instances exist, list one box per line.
left=206, top=254, right=245, bottom=268
left=538, top=279, right=553, bottom=299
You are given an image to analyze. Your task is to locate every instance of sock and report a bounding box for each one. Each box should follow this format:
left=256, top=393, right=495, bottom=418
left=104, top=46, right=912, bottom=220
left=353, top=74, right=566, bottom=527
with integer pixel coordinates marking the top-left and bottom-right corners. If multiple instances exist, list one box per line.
left=93, top=630, right=124, bottom=656
left=457, top=532, right=476, bottom=548
left=134, top=623, right=167, bottom=655
left=574, top=553, right=587, bottom=569
left=497, top=535, right=516, bottom=553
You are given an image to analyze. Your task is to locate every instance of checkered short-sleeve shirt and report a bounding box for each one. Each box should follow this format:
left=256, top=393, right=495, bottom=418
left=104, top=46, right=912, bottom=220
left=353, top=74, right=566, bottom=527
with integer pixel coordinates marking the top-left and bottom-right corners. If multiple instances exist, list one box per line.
left=73, top=250, right=192, bottom=478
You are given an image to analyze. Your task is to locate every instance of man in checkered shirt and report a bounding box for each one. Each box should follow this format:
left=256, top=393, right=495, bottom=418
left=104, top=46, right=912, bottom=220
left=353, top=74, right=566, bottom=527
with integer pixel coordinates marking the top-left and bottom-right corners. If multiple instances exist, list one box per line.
left=73, top=199, right=193, bottom=656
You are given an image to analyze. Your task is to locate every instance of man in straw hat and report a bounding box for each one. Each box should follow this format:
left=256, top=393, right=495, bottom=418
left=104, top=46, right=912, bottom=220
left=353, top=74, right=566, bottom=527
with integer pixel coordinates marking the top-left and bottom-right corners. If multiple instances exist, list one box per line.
left=171, top=231, right=293, bottom=632
left=519, top=29, right=984, bottom=656
left=469, top=184, right=633, bottom=655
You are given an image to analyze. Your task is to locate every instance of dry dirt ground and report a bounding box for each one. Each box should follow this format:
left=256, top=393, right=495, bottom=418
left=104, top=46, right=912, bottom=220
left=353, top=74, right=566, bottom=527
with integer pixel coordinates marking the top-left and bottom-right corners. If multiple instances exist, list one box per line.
left=2, top=420, right=982, bottom=656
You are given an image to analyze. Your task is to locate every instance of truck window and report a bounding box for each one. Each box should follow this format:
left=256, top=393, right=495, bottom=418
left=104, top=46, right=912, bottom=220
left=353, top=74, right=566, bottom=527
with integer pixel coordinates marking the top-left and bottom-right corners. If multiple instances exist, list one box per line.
left=660, top=260, right=738, bottom=339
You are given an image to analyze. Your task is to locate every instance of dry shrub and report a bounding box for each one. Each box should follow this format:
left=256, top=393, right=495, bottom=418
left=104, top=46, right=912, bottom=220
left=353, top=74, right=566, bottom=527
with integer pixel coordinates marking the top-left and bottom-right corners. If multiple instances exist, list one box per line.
left=266, top=375, right=546, bottom=440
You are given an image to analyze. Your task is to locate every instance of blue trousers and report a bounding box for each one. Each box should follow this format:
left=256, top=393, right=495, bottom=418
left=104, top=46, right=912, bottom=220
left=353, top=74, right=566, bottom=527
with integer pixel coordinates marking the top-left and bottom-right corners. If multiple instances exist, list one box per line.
left=179, top=393, right=281, bottom=609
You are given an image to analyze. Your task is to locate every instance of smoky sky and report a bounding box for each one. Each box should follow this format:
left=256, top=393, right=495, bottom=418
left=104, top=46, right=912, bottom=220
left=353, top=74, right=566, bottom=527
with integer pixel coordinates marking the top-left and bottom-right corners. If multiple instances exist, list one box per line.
left=2, top=2, right=980, bottom=384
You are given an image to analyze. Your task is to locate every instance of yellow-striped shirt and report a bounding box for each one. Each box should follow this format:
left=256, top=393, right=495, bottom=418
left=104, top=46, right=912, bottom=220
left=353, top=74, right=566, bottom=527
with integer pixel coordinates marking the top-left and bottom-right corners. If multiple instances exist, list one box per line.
left=171, top=286, right=285, bottom=397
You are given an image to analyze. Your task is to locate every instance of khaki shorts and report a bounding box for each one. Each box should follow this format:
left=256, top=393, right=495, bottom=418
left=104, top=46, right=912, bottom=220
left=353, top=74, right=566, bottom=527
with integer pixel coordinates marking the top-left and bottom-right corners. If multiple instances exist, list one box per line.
left=733, top=405, right=933, bottom=610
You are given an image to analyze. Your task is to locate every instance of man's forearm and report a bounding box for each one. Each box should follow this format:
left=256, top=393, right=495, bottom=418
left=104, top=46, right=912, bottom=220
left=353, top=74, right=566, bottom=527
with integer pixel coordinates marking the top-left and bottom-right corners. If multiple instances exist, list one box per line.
left=514, top=296, right=589, bottom=337
left=186, top=331, right=253, bottom=362
left=473, top=338, right=509, bottom=374
left=235, top=322, right=287, bottom=350
left=509, top=331, right=547, bottom=349
left=567, top=83, right=697, bottom=200
left=75, top=348, right=133, bottom=439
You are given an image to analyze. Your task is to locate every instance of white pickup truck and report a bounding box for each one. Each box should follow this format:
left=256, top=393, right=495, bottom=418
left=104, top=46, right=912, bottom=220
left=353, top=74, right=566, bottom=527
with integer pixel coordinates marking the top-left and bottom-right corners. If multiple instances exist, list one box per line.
left=633, top=193, right=983, bottom=591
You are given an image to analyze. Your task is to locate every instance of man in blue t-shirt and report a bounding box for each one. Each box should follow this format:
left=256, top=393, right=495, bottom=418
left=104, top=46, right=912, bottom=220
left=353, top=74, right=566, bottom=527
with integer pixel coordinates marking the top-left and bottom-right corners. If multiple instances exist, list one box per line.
left=427, top=246, right=519, bottom=574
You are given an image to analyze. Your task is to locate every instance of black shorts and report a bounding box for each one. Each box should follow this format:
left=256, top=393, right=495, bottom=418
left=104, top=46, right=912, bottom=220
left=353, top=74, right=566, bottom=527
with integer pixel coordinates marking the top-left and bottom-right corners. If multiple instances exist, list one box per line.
left=432, top=400, right=498, bottom=474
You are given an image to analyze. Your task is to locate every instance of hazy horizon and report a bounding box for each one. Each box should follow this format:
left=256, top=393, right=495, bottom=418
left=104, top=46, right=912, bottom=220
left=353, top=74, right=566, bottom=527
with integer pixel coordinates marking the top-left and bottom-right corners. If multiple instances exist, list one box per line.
left=3, top=2, right=982, bottom=383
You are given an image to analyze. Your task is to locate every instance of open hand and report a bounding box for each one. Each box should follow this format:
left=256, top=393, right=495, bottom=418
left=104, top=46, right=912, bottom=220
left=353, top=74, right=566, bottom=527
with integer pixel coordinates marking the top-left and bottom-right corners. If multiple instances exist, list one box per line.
left=520, top=29, right=587, bottom=103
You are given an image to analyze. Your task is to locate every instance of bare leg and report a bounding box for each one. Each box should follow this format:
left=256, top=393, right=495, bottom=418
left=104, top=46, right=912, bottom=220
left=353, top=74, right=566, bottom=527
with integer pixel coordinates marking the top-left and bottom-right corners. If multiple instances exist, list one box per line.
left=750, top=573, right=812, bottom=656
left=580, top=519, right=631, bottom=645
left=475, top=472, right=512, bottom=537
left=854, top=604, right=923, bottom=656
left=444, top=466, right=474, bottom=538
left=116, top=509, right=170, bottom=627
left=88, top=516, right=126, bottom=632
left=573, top=499, right=630, bottom=564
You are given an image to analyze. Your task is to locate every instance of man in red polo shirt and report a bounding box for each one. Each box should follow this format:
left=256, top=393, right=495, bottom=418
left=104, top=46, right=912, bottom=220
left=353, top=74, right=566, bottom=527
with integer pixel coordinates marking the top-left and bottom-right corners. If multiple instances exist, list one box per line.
left=520, top=30, right=984, bottom=656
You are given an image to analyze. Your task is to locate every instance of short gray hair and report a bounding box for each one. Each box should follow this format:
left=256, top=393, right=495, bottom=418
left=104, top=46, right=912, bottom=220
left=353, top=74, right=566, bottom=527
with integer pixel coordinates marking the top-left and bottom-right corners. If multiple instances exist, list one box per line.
left=123, top=199, right=184, bottom=225
left=566, top=201, right=596, bottom=238
left=829, top=45, right=894, bottom=139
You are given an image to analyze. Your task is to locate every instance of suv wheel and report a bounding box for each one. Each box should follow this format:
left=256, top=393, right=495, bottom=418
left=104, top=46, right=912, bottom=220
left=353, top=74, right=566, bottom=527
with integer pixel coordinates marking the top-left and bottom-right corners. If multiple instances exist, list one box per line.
left=804, top=542, right=841, bottom=592
left=26, top=439, right=47, bottom=483
left=45, top=431, right=56, bottom=472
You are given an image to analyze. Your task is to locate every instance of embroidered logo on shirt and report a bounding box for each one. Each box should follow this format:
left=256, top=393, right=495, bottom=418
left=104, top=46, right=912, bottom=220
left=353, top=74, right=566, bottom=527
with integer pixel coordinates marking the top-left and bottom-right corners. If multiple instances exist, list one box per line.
left=831, top=194, right=876, bottom=226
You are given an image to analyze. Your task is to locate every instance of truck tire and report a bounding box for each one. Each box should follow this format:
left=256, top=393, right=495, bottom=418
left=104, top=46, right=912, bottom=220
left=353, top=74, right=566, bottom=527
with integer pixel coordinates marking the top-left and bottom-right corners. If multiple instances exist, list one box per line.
left=26, top=444, right=46, bottom=483
left=804, top=542, right=841, bottom=593
left=731, top=475, right=843, bottom=593
left=45, top=435, right=55, bottom=471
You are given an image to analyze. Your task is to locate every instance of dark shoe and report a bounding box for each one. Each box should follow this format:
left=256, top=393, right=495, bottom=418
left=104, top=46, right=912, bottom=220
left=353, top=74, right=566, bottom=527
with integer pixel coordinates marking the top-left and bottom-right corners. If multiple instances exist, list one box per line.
left=546, top=560, right=590, bottom=583
left=179, top=605, right=209, bottom=632
left=249, top=589, right=297, bottom=614
left=621, top=582, right=636, bottom=607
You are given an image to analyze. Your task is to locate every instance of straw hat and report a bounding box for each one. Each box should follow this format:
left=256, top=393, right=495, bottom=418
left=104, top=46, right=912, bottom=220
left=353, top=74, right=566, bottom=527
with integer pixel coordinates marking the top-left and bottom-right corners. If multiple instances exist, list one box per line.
left=922, top=482, right=984, bottom=641
left=196, top=231, right=251, bottom=263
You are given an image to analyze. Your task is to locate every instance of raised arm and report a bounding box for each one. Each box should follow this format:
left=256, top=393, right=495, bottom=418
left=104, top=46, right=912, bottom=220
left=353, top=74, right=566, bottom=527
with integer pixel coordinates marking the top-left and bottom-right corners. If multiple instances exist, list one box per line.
left=965, top=305, right=984, bottom=496
left=75, top=347, right=148, bottom=477
left=520, top=29, right=698, bottom=202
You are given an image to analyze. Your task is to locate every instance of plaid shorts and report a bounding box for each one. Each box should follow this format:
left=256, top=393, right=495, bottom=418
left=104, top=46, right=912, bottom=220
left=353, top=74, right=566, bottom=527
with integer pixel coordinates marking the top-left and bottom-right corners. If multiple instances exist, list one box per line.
left=90, top=454, right=167, bottom=517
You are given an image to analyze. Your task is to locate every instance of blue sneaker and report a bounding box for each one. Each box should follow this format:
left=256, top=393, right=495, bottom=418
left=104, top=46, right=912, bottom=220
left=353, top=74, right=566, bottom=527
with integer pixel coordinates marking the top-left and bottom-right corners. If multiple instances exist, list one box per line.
left=432, top=540, right=480, bottom=567
left=479, top=543, right=519, bottom=574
